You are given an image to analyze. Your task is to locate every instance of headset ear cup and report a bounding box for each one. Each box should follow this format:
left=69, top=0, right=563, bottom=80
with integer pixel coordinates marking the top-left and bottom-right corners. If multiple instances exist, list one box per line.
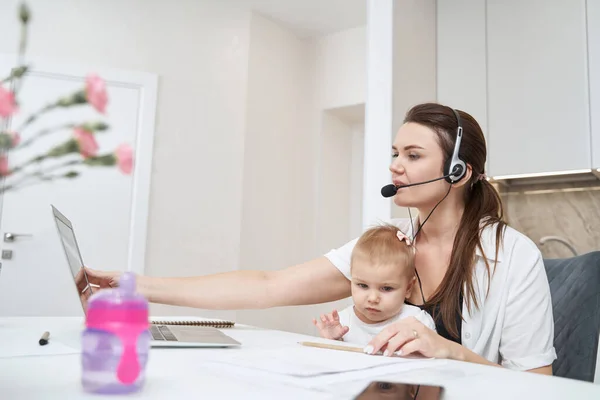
left=453, top=163, right=466, bottom=182
left=445, top=161, right=466, bottom=184
left=443, top=157, right=453, bottom=183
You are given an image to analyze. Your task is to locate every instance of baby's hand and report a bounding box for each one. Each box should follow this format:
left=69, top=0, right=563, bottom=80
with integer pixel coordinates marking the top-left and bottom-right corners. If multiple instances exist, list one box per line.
left=312, top=309, right=349, bottom=340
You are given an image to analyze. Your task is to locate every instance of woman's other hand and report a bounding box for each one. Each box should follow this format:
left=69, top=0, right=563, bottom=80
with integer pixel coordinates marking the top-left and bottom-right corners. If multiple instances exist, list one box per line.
left=365, top=316, right=457, bottom=359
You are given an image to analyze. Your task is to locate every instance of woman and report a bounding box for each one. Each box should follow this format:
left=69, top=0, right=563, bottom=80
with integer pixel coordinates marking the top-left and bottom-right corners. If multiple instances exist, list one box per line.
left=85, top=103, right=556, bottom=374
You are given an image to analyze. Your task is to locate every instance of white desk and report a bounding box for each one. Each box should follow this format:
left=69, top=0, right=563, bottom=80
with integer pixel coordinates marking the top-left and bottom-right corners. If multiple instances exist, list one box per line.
left=1, top=317, right=599, bottom=399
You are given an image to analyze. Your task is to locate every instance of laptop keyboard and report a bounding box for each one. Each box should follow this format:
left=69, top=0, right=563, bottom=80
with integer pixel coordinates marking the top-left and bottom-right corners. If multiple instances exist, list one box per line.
left=149, top=325, right=178, bottom=341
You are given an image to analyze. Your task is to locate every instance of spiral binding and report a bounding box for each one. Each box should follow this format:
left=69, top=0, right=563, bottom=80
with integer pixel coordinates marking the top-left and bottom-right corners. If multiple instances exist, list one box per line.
left=151, top=320, right=235, bottom=328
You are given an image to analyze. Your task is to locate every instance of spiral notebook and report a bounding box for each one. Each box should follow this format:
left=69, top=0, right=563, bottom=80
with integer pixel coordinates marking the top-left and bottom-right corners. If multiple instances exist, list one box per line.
left=150, top=319, right=236, bottom=329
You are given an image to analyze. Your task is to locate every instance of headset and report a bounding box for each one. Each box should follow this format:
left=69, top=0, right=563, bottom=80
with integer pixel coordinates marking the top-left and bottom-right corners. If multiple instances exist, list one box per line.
left=444, top=108, right=467, bottom=184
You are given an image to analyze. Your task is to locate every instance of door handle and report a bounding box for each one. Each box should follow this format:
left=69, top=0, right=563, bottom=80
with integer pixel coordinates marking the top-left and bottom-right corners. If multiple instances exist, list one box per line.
left=3, top=232, right=33, bottom=242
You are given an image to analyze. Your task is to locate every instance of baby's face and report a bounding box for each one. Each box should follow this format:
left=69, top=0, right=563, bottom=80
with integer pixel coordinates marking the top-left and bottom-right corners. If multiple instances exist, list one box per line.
left=350, top=261, right=413, bottom=324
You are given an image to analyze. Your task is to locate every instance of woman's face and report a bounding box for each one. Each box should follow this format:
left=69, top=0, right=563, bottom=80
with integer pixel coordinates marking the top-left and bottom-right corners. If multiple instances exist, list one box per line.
left=389, top=122, right=450, bottom=208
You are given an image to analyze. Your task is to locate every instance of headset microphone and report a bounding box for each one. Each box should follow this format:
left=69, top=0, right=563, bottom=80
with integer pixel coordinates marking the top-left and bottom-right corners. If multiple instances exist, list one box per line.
left=380, top=176, right=447, bottom=198
left=380, top=167, right=461, bottom=198
left=380, top=184, right=399, bottom=198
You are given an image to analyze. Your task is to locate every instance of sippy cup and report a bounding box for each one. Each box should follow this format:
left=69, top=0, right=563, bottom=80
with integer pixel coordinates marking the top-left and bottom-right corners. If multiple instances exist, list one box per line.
left=81, top=272, right=150, bottom=394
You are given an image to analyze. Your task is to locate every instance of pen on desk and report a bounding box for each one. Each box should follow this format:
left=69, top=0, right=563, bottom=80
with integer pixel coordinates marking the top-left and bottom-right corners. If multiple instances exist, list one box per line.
left=39, top=331, right=50, bottom=346
left=298, top=341, right=364, bottom=354
left=298, top=341, right=393, bottom=356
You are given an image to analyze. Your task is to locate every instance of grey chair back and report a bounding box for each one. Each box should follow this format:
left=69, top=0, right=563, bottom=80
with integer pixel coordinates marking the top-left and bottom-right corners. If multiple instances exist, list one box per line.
left=544, top=251, right=600, bottom=382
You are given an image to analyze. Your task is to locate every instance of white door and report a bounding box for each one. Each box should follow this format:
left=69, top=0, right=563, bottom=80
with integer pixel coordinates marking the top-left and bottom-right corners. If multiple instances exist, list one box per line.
left=0, top=55, right=157, bottom=316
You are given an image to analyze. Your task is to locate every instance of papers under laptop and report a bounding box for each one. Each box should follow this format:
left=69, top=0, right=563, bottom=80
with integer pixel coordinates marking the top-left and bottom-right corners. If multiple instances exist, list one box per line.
left=51, top=204, right=240, bottom=348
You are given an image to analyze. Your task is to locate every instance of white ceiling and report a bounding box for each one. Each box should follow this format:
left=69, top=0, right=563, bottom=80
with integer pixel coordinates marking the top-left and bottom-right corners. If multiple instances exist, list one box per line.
left=247, top=0, right=367, bottom=38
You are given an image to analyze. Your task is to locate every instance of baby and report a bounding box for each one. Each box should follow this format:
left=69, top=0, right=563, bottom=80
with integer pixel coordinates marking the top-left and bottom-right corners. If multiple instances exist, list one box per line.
left=313, top=224, right=435, bottom=346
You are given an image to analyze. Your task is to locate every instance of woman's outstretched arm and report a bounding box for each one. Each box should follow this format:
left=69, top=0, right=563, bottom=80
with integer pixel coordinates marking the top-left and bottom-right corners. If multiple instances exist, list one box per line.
left=84, top=256, right=351, bottom=310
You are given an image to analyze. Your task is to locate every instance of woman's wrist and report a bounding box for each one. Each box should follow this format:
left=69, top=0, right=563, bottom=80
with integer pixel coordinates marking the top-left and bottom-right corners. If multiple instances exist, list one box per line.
left=448, top=340, right=466, bottom=361
left=446, top=340, right=500, bottom=367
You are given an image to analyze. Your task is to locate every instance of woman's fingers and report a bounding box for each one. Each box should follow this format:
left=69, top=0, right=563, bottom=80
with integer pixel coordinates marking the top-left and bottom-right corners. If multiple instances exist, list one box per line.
left=74, top=268, right=88, bottom=292
left=365, top=316, right=450, bottom=359
left=396, top=338, right=422, bottom=357
left=366, top=324, right=408, bottom=354
left=366, top=317, right=422, bottom=355
left=382, top=326, right=420, bottom=356
left=83, top=267, right=119, bottom=288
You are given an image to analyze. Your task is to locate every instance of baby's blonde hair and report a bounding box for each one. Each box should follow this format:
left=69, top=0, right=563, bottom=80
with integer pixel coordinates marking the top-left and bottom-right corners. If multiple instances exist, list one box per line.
left=350, top=224, right=415, bottom=279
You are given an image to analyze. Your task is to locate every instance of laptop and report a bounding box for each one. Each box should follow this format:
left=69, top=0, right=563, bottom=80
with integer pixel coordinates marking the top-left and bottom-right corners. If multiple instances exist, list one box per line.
left=51, top=204, right=241, bottom=348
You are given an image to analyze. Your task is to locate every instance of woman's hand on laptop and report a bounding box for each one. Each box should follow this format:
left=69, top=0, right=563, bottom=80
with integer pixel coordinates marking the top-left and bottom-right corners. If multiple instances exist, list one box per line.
left=74, top=267, right=121, bottom=311
left=81, top=267, right=121, bottom=289
left=77, top=267, right=151, bottom=303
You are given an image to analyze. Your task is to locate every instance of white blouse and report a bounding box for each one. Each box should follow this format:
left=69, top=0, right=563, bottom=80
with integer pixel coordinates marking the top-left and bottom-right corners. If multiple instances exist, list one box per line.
left=324, top=218, right=558, bottom=371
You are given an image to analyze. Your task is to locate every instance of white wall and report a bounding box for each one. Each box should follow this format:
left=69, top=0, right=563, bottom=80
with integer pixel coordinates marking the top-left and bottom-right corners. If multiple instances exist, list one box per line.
left=0, top=0, right=251, bottom=321
left=312, top=25, right=368, bottom=248
left=308, top=6, right=430, bottom=239
left=390, top=0, right=437, bottom=221
left=315, top=26, right=366, bottom=110
left=237, top=15, right=368, bottom=335
left=0, top=0, right=369, bottom=334
left=349, top=124, right=365, bottom=239
left=436, top=0, right=487, bottom=135
left=310, top=110, right=358, bottom=331
left=392, top=0, right=437, bottom=132
left=316, top=112, right=354, bottom=255
left=236, top=12, right=320, bottom=334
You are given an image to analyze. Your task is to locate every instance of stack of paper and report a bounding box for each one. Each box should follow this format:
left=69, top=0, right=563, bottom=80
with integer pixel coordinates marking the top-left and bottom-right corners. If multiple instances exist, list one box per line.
left=203, top=344, right=431, bottom=378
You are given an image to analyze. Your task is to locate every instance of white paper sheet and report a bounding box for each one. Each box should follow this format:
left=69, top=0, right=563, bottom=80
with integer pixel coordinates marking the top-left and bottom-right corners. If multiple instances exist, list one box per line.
left=0, top=328, right=80, bottom=358
left=203, top=344, right=433, bottom=377
left=203, top=356, right=447, bottom=390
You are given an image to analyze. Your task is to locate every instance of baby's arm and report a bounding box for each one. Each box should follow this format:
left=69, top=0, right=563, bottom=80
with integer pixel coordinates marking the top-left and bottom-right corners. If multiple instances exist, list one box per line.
left=312, top=309, right=350, bottom=341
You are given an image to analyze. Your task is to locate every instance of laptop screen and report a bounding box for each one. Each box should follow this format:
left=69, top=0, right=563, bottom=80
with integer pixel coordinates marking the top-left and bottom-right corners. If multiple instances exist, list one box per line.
left=51, top=205, right=94, bottom=312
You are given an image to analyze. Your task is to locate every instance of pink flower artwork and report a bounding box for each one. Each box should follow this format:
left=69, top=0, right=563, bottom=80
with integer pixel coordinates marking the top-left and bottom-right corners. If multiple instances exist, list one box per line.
left=115, top=143, right=133, bottom=174
left=85, top=74, right=108, bottom=114
left=0, top=85, right=18, bottom=118
left=74, top=127, right=99, bottom=158
left=0, top=155, right=9, bottom=176
left=7, top=131, right=20, bottom=147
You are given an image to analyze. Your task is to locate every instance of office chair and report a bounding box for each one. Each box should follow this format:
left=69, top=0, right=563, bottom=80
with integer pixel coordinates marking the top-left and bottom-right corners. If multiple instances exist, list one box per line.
left=544, top=251, right=600, bottom=382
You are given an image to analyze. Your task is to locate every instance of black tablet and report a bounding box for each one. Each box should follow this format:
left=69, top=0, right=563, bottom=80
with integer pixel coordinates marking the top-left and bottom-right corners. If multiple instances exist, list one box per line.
left=353, top=381, right=444, bottom=399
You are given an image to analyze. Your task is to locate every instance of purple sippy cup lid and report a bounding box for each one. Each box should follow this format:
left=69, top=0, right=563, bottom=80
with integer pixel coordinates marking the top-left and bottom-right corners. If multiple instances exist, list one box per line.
left=87, top=271, right=147, bottom=311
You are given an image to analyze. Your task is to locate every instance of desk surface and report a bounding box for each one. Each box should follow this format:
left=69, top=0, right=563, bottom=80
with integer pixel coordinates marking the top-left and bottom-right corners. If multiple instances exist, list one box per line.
left=1, top=316, right=599, bottom=400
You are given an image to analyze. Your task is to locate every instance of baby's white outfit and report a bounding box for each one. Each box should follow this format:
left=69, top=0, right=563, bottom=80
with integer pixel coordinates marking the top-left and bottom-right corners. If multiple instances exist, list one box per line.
left=337, top=304, right=436, bottom=346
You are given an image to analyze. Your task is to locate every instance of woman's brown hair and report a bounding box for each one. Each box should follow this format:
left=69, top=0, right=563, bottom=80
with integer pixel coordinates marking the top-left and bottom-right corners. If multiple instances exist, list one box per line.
left=403, top=102, right=507, bottom=339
